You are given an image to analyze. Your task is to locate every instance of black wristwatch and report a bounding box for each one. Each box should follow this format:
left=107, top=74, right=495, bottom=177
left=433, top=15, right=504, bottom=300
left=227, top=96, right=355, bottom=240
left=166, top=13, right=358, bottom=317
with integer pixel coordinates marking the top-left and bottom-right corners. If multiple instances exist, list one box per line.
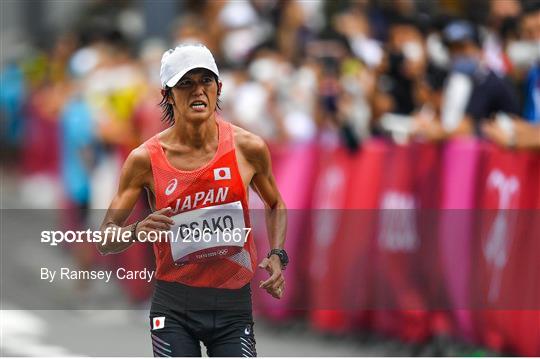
left=131, top=221, right=140, bottom=242
left=267, top=249, right=289, bottom=269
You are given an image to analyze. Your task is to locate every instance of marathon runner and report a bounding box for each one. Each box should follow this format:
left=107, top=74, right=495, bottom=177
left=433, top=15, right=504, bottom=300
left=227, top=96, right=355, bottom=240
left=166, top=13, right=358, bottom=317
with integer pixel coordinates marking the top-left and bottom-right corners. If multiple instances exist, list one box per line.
left=98, top=43, right=288, bottom=357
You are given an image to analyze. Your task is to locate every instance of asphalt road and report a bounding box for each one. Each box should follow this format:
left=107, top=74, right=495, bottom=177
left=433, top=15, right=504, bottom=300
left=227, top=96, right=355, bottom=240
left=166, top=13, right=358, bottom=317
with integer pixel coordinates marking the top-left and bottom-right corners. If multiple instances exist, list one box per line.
left=2, top=306, right=409, bottom=357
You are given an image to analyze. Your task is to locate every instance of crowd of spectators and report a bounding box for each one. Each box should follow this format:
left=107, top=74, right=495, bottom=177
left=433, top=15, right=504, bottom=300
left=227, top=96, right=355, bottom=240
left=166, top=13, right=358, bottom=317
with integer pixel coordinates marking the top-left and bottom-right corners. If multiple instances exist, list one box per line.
left=0, top=0, right=539, bottom=299
left=2, top=0, right=539, bottom=203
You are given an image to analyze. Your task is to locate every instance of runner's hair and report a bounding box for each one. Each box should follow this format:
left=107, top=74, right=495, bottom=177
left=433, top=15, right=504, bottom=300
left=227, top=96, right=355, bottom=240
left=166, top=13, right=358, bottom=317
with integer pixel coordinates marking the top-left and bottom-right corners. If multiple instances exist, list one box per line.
left=159, top=88, right=175, bottom=126
left=159, top=74, right=221, bottom=127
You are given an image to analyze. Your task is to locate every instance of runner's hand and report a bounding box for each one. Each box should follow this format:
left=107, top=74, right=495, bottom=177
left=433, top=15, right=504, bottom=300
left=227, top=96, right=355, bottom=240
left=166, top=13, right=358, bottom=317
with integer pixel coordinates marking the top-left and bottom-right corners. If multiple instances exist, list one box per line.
left=136, top=207, right=174, bottom=240
left=258, top=255, right=285, bottom=299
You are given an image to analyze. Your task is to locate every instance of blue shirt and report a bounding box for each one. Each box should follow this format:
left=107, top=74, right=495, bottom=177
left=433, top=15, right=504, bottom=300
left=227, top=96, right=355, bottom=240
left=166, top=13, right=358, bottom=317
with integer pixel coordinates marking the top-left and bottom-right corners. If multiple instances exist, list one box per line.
left=523, top=64, right=540, bottom=123
left=61, top=97, right=94, bottom=204
left=0, top=63, right=25, bottom=145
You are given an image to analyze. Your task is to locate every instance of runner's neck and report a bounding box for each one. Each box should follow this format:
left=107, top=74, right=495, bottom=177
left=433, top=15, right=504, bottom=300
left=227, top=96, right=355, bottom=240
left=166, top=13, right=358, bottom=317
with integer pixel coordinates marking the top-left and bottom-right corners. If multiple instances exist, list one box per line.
left=169, top=116, right=218, bottom=149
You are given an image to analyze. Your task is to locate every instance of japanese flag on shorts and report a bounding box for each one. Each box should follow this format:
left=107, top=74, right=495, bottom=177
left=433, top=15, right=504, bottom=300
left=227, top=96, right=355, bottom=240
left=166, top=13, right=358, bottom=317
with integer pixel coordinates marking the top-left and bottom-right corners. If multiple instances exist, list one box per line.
left=152, top=316, right=165, bottom=330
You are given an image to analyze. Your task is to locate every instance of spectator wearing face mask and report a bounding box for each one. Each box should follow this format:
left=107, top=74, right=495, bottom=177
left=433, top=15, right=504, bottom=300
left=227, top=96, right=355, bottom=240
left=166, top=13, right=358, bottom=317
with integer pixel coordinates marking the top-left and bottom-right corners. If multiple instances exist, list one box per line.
left=442, top=20, right=521, bottom=136
left=380, top=15, right=428, bottom=115
left=482, top=0, right=522, bottom=76
left=482, top=3, right=540, bottom=149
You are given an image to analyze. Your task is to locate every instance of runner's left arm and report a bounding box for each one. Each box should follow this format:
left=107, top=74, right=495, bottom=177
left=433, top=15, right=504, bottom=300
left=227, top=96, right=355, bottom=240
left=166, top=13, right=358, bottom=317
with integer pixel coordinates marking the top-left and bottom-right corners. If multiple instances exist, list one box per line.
left=245, top=136, right=287, bottom=299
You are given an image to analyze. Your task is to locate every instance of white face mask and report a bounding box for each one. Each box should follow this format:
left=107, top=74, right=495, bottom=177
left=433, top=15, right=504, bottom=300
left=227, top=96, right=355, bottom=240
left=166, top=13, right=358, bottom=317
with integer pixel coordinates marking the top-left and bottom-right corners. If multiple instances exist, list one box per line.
left=69, top=47, right=100, bottom=78
left=426, top=33, right=450, bottom=68
left=248, top=58, right=280, bottom=84
left=506, top=40, right=540, bottom=69
left=401, top=41, right=424, bottom=62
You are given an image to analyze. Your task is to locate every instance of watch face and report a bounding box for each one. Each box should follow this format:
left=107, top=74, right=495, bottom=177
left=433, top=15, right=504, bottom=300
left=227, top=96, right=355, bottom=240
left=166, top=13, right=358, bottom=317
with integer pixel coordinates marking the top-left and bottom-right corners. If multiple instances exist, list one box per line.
left=280, top=250, right=289, bottom=265
left=279, top=249, right=289, bottom=266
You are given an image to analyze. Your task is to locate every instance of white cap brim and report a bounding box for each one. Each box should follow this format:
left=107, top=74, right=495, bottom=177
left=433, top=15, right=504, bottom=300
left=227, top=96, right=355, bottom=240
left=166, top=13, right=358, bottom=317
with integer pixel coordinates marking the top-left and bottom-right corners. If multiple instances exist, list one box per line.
left=160, top=43, right=220, bottom=89
left=165, top=65, right=219, bottom=88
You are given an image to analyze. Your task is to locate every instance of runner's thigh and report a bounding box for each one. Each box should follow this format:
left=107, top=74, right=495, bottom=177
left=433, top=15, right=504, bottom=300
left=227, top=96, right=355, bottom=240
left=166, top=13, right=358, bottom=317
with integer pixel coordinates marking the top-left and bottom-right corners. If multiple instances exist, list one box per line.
left=150, top=310, right=201, bottom=357
left=205, top=310, right=256, bottom=357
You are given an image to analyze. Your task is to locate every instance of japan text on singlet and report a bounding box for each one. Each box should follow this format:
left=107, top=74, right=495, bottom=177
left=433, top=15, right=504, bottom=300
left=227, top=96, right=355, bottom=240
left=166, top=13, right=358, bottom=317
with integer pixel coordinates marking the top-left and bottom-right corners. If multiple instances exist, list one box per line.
left=144, top=118, right=257, bottom=289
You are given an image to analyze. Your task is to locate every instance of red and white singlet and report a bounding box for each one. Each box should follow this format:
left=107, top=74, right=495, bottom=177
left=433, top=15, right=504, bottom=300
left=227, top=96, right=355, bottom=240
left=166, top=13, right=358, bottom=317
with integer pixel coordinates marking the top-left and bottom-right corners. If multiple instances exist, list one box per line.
left=144, top=118, right=257, bottom=289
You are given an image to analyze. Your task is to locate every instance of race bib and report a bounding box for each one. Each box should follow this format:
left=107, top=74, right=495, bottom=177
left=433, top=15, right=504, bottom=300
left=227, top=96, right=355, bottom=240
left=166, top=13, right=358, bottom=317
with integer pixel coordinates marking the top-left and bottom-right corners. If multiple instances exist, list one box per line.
left=168, top=201, right=250, bottom=265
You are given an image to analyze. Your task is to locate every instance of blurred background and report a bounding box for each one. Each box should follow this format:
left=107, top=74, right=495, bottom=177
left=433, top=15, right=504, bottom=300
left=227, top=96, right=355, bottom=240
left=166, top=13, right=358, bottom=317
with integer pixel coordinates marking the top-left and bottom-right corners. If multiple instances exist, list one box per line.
left=1, top=0, right=539, bottom=357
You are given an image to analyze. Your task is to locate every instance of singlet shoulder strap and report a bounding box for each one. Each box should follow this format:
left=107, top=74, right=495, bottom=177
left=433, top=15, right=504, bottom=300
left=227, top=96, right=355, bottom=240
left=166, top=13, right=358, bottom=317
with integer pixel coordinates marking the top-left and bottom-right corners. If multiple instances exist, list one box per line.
left=216, top=117, right=235, bottom=155
left=143, top=135, right=169, bottom=169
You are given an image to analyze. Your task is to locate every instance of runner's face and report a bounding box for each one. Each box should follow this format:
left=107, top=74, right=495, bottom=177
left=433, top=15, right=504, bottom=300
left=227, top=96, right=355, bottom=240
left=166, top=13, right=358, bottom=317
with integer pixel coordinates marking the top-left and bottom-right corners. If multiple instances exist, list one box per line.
left=170, top=68, right=220, bottom=123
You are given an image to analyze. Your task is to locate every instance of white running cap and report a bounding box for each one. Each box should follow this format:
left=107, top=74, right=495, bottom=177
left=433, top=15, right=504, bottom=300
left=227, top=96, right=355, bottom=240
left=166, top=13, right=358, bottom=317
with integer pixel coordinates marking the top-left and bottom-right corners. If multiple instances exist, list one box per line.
left=160, top=43, right=219, bottom=89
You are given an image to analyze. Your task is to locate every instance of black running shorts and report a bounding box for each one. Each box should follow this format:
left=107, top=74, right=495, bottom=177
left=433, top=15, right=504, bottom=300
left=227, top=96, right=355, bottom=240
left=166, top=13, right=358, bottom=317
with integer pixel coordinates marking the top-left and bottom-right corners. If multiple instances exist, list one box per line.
left=149, top=280, right=256, bottom=357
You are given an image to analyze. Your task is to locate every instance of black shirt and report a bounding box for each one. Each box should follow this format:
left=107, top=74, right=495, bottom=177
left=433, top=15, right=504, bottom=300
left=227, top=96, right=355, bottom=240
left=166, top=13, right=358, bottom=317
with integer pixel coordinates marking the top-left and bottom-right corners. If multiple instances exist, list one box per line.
left=465, top=69, right=520, bottom=121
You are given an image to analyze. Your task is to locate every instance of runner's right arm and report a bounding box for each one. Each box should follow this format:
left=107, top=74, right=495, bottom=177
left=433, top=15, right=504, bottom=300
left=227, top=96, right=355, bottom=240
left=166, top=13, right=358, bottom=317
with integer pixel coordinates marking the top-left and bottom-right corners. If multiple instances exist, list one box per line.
left=97, top=146, right=173, bottom=255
